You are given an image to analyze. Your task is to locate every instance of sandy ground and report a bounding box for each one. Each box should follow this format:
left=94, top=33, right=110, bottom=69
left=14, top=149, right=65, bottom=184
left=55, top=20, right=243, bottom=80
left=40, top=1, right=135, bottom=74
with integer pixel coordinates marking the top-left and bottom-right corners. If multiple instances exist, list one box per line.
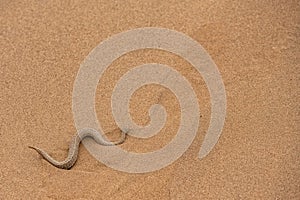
left=1, top=0, right=299, bottom=199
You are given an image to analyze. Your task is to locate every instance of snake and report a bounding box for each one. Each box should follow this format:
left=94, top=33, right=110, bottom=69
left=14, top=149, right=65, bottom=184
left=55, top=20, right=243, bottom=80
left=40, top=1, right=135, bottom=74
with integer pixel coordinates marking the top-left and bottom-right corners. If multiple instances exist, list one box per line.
left=28, top=128, right=127, bottom=170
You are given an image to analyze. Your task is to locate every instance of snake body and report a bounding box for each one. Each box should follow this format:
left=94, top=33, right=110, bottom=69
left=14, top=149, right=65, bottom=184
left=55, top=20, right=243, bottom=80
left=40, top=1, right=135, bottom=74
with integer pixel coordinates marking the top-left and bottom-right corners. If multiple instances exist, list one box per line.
left=29, top=128, right=127, bottom=170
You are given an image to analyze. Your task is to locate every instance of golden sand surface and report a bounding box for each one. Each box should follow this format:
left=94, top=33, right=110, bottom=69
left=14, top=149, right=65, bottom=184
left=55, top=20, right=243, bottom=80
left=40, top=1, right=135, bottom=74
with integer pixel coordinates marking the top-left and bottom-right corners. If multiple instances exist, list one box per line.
left=1, top=1, right=299, bottom=199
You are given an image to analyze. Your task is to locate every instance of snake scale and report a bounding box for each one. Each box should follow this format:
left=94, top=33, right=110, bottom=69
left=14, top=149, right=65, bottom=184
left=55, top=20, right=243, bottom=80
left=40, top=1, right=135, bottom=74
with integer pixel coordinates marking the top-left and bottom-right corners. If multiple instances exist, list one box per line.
left=29, top=128, right=127, bottom=170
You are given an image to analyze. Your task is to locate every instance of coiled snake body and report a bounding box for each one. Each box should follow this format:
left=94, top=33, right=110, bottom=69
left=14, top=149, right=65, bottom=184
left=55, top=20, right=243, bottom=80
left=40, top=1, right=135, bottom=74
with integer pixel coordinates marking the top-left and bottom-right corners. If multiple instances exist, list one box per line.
left=29, top=128, right=127, bottom=170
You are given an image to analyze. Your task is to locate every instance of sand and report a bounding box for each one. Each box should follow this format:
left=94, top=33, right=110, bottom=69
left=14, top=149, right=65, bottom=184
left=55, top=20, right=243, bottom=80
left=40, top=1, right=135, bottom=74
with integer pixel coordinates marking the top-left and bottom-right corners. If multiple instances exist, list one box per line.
left=0, top=0, right=299, bottom=199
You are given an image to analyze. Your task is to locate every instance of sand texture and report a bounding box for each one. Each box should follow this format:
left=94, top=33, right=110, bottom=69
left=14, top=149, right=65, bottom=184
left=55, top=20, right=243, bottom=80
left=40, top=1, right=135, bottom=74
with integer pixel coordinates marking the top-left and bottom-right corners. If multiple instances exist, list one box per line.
left=0, top=0, right=299, bottom=199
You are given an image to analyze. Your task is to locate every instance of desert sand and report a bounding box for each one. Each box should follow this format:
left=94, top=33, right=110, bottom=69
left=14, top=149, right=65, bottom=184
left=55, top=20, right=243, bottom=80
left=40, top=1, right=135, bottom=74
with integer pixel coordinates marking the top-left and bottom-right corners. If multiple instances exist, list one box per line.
left=1, top=0, right=299, bottom=199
